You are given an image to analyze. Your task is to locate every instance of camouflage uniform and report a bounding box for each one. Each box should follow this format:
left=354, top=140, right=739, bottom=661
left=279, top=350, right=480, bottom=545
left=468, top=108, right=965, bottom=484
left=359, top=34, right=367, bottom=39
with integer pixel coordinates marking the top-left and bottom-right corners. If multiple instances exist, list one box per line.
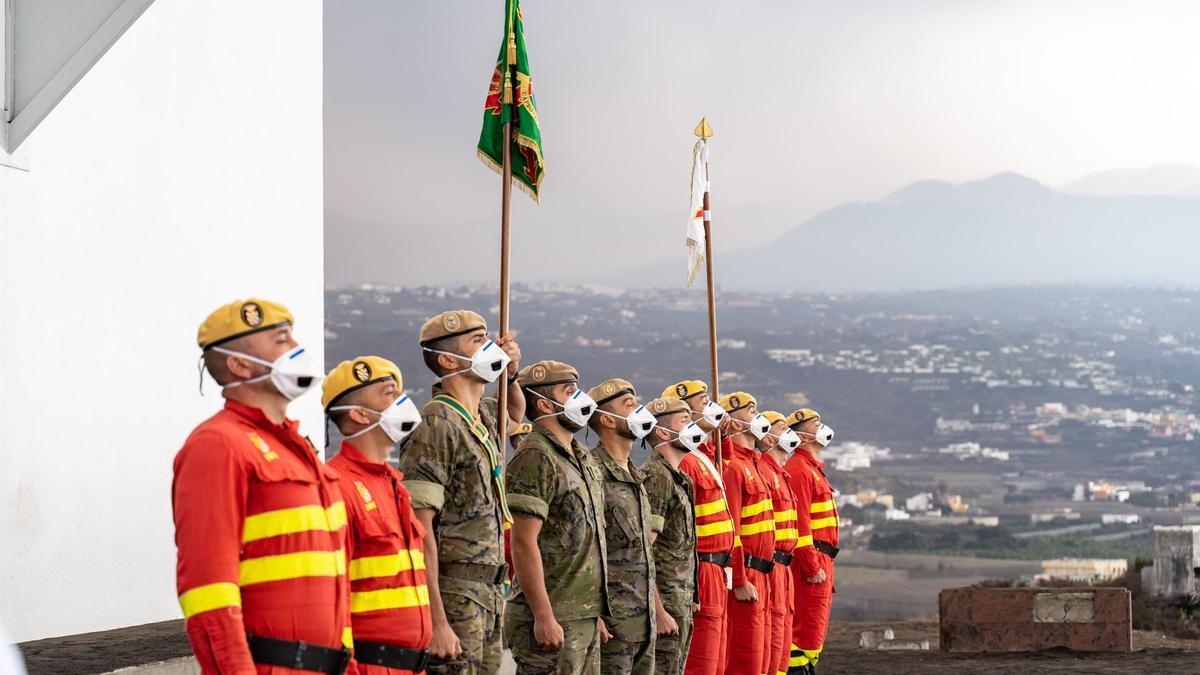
left=397, top=390, right=506, bottom=675
left=641, top=452, right=698, bottom=675
left=593, top=444, right=657, bottom=675
left=505, top=423, right=609, bottom=675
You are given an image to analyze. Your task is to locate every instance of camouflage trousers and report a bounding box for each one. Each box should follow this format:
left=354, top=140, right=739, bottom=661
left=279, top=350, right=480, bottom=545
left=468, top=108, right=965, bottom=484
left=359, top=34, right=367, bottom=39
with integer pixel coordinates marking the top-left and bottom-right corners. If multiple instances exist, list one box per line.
left=652, top=605, right=693, bottom=675
left=600, top=633, right=655, bottom=675
left=506, top=615, right=600, bottom=675
left=427, top=593, right=503, bottom=675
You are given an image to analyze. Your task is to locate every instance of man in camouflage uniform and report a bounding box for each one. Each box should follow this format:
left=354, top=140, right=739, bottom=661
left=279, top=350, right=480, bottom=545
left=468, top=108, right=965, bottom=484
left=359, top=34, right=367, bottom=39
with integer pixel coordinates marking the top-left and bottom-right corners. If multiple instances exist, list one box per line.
left=505, top=360, right=609, bottom=675
left=640, top=397, right=699, bottom=675
left=396, top=310, right=524, bottom=674
left=587, top=378, right=657, bottom=674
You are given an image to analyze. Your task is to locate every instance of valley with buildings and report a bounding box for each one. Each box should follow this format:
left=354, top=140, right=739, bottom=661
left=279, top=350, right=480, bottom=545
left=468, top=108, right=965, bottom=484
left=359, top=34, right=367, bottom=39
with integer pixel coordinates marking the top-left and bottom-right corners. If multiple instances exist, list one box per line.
left=328, top=283, right=1200, bottom=622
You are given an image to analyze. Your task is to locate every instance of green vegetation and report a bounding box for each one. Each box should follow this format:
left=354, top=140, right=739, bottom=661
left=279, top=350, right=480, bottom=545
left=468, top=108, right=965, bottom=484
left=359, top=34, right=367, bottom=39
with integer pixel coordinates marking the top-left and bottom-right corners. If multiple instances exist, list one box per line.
left=871, top=523, right=1153, bottom=561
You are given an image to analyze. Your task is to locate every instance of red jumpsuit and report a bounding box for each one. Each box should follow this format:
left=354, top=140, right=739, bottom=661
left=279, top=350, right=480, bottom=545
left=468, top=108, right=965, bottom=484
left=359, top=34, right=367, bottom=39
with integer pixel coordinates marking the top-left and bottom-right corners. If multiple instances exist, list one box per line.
left=679, top=441, right=735, bottom=675
left=759, top=454, right=798, bottom=675
left=722, top=440, right=776, bottom=675
left=784, top=451, right=839, bottom=673
left=328, top=443, right=432, bottom=675
left=173, top=400, right=355, bottom=674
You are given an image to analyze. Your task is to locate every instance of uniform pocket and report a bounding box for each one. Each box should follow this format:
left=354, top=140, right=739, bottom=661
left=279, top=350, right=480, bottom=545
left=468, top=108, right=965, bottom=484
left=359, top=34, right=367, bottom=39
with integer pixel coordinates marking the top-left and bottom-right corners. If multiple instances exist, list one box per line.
left=357, top=512, right=401, bottom=540
left=607, top=504, right=637, bottom=549
left=250, top=457, right=318, bottom=485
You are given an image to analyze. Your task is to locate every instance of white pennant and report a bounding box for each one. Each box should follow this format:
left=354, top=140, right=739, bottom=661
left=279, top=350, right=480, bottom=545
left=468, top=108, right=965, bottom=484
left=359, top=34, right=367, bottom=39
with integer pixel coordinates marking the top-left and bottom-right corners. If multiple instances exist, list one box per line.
left=686, top=140, right=709, bottom=288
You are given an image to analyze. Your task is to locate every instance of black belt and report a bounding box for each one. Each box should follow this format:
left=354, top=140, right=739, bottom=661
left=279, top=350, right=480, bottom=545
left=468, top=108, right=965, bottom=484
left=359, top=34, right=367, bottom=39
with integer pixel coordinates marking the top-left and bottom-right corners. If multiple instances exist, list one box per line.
left=772, top=550, right=795, bottom=566
left=246, top=634, right=351, bottom=674
left=439, top=561, right=509, bottom=585
left=697, top=551, right=731, bottom=567
left=814, top=541, right=839, bottom=559
left=354, top=639, right=430, bottom=672
left=745, top=553, right=775, bottom=574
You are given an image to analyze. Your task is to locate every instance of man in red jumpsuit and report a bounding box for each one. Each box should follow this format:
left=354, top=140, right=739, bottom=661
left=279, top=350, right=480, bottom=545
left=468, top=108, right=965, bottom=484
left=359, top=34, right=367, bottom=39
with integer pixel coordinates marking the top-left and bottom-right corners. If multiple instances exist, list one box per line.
left=662, top=380, right=733, bottom=675
left=175, top=298, right=355, bottom=674
left=324, top=356, right=433, bottom=674
left=718, top=392, right=775, bottom=675
left=783, top=409, right=839, bottom=675
left=755, top=411, right=799, bottom=675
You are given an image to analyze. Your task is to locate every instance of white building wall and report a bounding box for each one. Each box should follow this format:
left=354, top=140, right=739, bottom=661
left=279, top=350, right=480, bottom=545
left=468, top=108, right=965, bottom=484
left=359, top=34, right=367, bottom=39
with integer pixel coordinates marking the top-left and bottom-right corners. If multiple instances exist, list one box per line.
left=0, top=0, right=324, bottom=642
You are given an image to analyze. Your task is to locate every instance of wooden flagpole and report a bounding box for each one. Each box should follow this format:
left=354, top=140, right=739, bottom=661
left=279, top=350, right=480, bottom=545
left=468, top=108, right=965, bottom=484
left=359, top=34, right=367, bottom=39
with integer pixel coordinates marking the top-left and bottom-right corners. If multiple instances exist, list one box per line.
left=695, top=118, right=721, bottom=467
left=497, top=122, right=512, bottom=460
left=496, top=31, right=517, bottom=462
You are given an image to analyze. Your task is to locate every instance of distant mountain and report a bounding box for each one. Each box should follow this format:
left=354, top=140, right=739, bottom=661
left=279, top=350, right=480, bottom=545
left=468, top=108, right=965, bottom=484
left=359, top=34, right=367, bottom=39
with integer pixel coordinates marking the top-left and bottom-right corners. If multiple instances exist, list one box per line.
left=629, top=172, right=1200, bottom=292
left=1061, top=163, right=1200, bottom=197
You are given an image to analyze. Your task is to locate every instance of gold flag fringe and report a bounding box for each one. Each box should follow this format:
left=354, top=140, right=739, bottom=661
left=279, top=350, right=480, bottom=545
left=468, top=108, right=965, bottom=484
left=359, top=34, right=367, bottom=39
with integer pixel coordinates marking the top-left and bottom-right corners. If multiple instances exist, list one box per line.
left=477, top=148, right=542, bottom=204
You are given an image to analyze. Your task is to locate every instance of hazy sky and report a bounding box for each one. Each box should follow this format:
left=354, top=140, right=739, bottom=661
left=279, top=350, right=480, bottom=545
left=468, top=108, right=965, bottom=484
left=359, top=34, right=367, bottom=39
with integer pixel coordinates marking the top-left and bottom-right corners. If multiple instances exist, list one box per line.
left=324, top=0, right=1200, bottom=288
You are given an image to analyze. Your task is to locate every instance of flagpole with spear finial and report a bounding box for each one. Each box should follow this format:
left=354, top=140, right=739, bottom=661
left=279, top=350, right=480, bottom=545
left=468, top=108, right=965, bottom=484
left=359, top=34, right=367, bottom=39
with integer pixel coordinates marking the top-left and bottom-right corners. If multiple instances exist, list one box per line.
left=694, top=116, right=721, bottom=467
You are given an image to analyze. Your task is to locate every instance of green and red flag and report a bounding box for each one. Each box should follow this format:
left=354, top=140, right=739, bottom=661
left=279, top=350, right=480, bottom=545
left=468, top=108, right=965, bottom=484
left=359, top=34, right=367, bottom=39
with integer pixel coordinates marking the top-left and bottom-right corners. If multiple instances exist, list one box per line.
left=477, top=0, right=545, bottom=202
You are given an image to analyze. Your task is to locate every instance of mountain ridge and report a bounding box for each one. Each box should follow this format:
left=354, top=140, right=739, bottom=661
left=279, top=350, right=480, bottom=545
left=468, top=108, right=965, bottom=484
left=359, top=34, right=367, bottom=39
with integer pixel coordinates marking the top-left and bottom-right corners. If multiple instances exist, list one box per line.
left=1061, top=162, right=1200, bottom=197
left=621, top=171, right=1200, bottom=293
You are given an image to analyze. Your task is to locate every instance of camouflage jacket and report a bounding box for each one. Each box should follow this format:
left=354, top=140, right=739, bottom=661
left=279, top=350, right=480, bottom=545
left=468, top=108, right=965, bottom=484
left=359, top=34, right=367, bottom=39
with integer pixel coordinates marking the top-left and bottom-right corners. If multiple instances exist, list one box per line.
left=593, top=443, right=656, bottom=642
left=640, top=451, right=697, bottom=610
left=505, top=424, right=609, bottom=622
left=396, top=392, right=505, bottom=613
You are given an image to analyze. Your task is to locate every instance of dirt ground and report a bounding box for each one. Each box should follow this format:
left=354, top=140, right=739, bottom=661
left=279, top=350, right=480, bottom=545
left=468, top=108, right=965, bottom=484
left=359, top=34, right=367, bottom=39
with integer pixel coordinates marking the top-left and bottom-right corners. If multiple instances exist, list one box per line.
left=817, top=621, right=1200, bottom=674
left=18, top=619, right=191, bottom=674
left=17, top=618, right=1200, bottom=674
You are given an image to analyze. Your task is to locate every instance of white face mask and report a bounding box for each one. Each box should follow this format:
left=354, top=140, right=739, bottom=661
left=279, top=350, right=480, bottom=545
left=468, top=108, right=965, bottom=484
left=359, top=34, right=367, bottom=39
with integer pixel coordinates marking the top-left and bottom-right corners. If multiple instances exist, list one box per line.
left=776, top=429, right=802, bottom=453
left=330, top=393, right=422, bottom=444
left=749, top=414, right=771, bottom=440
left=701, top=401, right=726, bottom=427
left=424, top=339, right=511, bottom=384
left=531, top=388, right=596, bottom=429
left=626, top=405, right=657, bottom=439
left=814, top=423, right=835, bottom=447
left=597, top=404, right=656, bottom=440
left=677, top=421, right=707, bottom=452
left=210, top=345, right=323, bottom=400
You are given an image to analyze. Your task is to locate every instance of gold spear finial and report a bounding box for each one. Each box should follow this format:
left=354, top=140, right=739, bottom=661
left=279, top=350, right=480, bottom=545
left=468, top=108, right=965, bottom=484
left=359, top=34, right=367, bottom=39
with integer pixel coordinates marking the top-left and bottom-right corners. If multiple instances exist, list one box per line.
left=694, top=117, right=714, bottom=139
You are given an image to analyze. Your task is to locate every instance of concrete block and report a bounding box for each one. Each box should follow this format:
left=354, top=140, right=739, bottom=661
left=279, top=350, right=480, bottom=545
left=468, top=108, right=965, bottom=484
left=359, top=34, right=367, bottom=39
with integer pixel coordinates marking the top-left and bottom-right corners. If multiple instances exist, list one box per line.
left=1150, top=525, right=1200, bottom=599
left=1033, top=592, right=1094, bottom=622
left=939, top=587, right=1132, bottom=653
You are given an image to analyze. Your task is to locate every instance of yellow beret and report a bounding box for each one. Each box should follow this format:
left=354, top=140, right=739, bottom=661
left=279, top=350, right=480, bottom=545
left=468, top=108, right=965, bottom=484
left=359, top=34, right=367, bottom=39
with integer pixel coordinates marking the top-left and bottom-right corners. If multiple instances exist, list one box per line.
left=197, top=298, right=293, bottom=349
left=788, top=408, right=821, bottom=427
left=588, top=378, right=636, bottom=405
left=662, top=380, right=707, bottom=400
left=719, top=391, right=757, bottom=413
left=322, top=356, right=402, bottom=410
left=419, top=310, right=487, bottom=345
left=762, top=410, right=787, bottom=427
left=647, top=396, right=690, bottom=418
left=516, top=360, right=579, bottom=388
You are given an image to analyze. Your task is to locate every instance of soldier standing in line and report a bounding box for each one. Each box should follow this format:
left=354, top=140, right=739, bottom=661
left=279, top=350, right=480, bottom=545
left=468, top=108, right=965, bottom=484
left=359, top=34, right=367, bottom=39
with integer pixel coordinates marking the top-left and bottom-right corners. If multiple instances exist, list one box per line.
left=587, top=378, right=660, bottom=674
left=323, top=356, right=431, bottom=674
left=396, top=310, right=523, bottom=674
left=175, top=299, right=353, bottom=674
left=718, top=392, right=776, bottom=675
left=783, top=409, right=839, bottom=675
left=752, top=411, right=802, bottom=675
left=505, top=360, right=608, bottom=675
left=661, top=380, right=734, bottom=675
left=640, top=397, right=701, bottom=675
